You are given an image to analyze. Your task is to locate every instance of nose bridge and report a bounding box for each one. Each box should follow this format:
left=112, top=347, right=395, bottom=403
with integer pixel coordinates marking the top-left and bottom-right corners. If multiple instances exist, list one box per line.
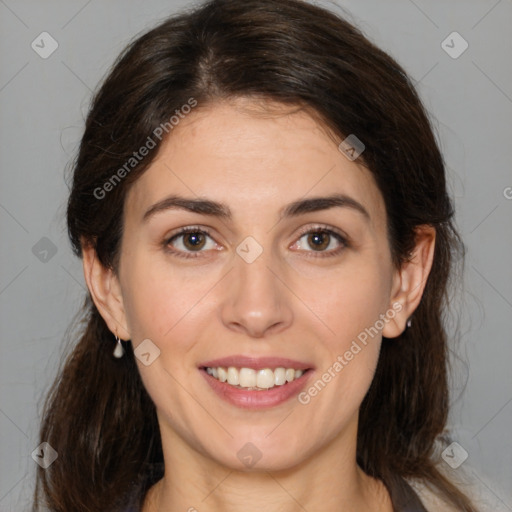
left=220, top=235, right=293, bottom=336
left=236, top=240, right=277, bottom=296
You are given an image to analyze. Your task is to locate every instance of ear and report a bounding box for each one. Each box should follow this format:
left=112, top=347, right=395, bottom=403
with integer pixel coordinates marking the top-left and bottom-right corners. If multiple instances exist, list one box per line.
left=81, top=242, right=131, bottom=340
left=382, top=225, right=436, bottom=338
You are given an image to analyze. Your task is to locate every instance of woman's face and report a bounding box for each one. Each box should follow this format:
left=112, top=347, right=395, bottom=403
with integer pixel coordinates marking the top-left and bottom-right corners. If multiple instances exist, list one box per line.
left=114, top=98, right=404, bottom=471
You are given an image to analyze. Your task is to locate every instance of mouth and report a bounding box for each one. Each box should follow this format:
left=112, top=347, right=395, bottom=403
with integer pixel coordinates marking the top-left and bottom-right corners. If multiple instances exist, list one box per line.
left=200, top=365, right=312, bottom=390
left=198, top=356, right=314, bottom=409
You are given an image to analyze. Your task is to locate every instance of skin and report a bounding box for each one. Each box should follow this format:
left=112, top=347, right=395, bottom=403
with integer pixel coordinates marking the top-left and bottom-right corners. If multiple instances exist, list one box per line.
left=83, top=97, right=435, bottom=512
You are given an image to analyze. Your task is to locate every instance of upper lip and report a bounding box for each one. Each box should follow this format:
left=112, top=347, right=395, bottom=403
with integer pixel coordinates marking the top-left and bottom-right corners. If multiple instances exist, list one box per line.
left=199, top=355, right=314, bottom=371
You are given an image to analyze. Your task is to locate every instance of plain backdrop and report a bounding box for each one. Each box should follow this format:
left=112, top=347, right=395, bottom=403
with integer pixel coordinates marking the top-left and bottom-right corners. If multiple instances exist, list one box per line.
left=1, top=0, right=511, bottom=510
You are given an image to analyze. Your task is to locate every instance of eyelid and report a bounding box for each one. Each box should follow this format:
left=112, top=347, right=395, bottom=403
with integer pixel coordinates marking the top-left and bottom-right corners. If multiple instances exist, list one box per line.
left=164, top=223, right=349, bottom=258
left=291, top=224, right=349, bottom=255
left=294, top=223, right=348, bottom=243
left=166, top=225, right=213, bottom=240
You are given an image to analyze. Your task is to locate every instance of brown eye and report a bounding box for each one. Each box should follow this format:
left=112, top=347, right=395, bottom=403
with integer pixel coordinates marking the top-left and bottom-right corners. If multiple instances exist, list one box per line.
left=182, top=232, right=207, bottom=251
left=292, top=227, right=348, bottom=257
left=165, top=227, right=217, bottom=257
left=306, top=231, right=331, bottom=251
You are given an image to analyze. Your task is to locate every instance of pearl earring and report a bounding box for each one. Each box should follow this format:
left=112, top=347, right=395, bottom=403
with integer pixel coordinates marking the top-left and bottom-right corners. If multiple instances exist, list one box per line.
left=113, top=335, right=125, bottom=358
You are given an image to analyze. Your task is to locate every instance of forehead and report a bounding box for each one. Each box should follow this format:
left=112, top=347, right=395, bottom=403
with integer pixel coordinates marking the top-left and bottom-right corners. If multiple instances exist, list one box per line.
left=124, top=98, right=386, bottom=228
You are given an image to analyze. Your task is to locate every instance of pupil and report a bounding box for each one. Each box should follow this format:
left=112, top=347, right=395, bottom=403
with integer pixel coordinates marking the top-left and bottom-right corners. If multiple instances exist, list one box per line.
left=308, top=232, right=329, bottom=251
left=185, top=232, right=205, bottom=250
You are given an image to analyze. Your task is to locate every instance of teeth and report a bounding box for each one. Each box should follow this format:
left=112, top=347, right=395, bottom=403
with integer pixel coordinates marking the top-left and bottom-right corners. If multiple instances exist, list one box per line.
left=227, top=366, right=239, bottom=385
left=205, top=366, right=306, bottom=390
left=239, top=368, right=256, bottom=387
left=257, top=368, right=274, bottom=389
left=217, top=367, right=227, bottom=382
left=274, top=367, right=286, bottom=385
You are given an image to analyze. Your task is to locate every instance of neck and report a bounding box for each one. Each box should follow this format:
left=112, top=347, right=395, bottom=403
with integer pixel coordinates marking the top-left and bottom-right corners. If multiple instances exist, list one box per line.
left=142, top=419, right=393, bottom=512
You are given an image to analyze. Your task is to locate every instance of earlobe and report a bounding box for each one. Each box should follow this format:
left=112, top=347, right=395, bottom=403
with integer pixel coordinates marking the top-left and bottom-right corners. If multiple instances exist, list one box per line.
left=81, top=243, right=130, bottom=340
left=382, top=225, right=436, bottom=338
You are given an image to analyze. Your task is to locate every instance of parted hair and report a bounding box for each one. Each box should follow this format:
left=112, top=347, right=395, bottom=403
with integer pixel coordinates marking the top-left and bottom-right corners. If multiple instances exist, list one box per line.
left=33, top=1, right=475, bottom=511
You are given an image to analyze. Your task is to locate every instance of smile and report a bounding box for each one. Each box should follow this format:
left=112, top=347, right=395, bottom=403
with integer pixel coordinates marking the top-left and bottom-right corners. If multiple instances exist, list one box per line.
left=204, top=366, right=307, bottom=390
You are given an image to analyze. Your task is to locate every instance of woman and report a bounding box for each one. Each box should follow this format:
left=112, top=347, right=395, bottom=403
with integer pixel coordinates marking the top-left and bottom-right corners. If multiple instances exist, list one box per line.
left=33, top=0, right=479, bottom=510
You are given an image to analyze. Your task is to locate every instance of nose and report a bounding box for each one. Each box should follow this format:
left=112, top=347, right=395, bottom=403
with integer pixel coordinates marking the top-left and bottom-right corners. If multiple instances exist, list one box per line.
left=219, top=247, right=293, bottom=338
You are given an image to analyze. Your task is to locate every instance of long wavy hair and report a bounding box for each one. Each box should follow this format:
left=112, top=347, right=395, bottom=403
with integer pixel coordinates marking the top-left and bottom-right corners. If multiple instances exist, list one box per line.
left=33, top=0, right=475, bottom=510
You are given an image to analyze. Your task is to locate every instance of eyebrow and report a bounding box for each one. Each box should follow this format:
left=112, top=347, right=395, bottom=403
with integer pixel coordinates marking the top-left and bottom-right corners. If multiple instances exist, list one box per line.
left=142, top=193, right=370, bottom=223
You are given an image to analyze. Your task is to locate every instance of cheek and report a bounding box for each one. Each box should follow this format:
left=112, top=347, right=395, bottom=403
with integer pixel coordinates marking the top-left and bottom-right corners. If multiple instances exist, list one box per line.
left=120, top=252, right=221, bottom=343
left=297, top=259, right=392, bottom=342
left=297, top=259, right=391, bottom=398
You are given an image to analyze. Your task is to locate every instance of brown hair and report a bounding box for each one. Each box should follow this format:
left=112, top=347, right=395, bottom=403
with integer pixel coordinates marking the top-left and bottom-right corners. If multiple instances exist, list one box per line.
left=33, top=0, right=475, bottom=510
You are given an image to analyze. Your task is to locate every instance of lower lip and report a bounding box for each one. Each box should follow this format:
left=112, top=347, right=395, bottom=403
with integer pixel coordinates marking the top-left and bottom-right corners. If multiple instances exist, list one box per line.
left=199, top=368, right=313, bottom=410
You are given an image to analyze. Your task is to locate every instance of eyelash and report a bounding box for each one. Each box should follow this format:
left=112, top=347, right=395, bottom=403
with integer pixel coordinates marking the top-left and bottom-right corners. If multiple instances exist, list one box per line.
left=163, top=225, right=349, bottom=260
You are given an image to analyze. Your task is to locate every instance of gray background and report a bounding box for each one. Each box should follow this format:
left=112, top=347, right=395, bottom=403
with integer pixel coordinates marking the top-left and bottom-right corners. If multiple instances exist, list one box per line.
left=1, top=0, right=511, bottom=510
